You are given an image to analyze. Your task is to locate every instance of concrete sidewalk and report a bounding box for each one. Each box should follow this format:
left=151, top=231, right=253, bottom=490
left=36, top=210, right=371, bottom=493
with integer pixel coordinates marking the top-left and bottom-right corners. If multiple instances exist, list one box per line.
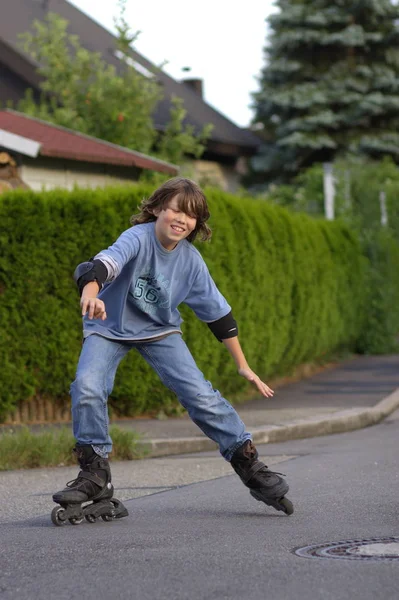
left=110, top=354, right=399, bottom=457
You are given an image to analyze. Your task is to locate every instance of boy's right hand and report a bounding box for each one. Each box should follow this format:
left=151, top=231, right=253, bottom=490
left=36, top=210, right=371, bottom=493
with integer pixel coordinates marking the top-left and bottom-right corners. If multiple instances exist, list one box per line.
left=80, top=296, right=107, bottom=320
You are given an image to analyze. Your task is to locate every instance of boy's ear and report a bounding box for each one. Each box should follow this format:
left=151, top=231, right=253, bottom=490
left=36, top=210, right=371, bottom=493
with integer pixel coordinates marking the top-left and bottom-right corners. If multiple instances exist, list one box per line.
left=152, top=206, right=161, bottom=217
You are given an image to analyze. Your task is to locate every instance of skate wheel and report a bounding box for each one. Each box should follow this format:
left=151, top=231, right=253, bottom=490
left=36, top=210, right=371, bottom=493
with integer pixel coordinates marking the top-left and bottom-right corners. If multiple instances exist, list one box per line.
left=85, top=514, right=97, bottom=523
left=101, top=514, right=114, bottom=522
left=69, top=516, right=84, bottom=525
left=281, top=497, right=294, bottom=515
left=51, top=506, right=67, bottom=526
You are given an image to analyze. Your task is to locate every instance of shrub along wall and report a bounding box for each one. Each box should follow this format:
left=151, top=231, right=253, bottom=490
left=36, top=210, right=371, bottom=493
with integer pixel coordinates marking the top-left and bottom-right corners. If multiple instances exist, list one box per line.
left=265, top=159, right=399, bottom=354
left=0, top=185, right=368, bottom=422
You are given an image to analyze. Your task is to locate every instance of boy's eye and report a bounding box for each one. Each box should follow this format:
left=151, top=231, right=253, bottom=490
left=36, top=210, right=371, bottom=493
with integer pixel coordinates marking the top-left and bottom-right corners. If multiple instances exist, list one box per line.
left=169, top=206, right=196, bottom=219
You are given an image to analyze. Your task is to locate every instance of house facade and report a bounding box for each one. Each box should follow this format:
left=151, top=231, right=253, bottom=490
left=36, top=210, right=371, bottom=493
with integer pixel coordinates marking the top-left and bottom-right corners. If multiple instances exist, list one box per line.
left=0, top=0, right=260, bottom=192
left=0, top=110, right=178, bottom=192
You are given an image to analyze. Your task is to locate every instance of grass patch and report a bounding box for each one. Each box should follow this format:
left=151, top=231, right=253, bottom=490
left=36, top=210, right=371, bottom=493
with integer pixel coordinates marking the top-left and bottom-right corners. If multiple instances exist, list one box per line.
left=0, top=425, right=147, bottom=471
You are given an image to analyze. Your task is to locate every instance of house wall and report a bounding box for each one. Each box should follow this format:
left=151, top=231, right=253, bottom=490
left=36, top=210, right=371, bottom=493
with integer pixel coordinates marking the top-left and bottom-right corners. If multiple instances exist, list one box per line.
left=20, top=156, right=243, bottom=194
left=0, top=61, right=39, bottom=106
left=0, top=63, right=25, bottom=106
left=189, top=159, right=241, bottom=193
left=20, top=156, right=140, bottom=191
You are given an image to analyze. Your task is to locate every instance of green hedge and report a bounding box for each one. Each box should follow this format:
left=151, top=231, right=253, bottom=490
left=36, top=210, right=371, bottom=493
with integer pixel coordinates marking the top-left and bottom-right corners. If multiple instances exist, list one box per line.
left=266, top=158, right=399, bottom=354
left=0, top=185, right=367, bottom=421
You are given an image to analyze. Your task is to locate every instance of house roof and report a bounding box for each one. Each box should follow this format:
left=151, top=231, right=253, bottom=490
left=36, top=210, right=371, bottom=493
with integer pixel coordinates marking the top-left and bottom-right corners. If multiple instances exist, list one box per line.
left=0, top=0, right=261, bottom=157
left=0, top=110, right=179, bottom=174
left=0, top=127, right=41, bottom=157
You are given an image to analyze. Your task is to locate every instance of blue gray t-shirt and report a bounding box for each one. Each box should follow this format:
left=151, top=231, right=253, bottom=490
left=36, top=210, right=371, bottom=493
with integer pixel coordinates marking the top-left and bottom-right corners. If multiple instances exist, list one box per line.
left=83, top=222, right=231, bottom=341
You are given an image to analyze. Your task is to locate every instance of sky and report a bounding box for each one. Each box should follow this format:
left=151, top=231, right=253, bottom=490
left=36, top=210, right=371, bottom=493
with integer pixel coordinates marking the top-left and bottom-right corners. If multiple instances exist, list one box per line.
left=67, top=0, right=278, bottom=128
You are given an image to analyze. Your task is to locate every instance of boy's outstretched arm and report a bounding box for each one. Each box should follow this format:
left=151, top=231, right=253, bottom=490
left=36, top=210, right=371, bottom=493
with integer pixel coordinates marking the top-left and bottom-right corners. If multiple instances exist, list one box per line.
left=222, top=337, right=274, bottom=399
left=80, top=281, right=107, bottom=321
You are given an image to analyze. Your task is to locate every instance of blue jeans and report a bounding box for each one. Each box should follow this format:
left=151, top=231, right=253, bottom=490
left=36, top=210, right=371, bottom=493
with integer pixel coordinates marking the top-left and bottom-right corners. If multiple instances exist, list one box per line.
left=70, top=333, right=251, bottom=461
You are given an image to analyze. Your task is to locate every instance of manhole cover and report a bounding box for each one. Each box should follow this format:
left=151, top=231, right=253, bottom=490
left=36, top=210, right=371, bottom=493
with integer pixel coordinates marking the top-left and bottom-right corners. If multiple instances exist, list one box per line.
left=294, top=537, right=399, bottom=561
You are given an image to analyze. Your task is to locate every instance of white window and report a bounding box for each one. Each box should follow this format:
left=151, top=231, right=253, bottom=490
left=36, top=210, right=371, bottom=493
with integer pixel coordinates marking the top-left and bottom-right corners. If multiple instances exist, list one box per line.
left=114, top=50, right=154, bottom=79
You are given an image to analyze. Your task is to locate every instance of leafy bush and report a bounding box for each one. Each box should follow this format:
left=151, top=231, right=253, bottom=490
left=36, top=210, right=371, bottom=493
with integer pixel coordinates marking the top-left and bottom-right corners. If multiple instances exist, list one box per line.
left=264, top=158, right=399, bottom=353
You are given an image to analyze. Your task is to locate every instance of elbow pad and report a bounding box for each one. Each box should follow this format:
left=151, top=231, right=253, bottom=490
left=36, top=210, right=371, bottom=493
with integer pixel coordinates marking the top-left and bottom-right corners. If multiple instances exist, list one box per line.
left=207, top=311, right=238, bottom=342
left=73, top=259, right=108, bottom=296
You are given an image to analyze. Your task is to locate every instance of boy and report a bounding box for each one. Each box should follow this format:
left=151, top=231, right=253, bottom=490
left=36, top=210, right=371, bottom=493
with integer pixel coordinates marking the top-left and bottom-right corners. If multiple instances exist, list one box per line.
left=52, top=178, right=293, bottom=523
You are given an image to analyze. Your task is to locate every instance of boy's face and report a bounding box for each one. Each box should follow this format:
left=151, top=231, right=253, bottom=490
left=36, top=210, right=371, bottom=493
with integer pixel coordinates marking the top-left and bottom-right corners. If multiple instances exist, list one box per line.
left=154, top=196, right=197, bottom=251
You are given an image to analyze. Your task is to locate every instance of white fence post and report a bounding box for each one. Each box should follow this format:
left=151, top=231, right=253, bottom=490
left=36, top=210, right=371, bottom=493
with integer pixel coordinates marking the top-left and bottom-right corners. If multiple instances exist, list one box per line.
left=323, top=162, right=335, bottom=220
left=379, top=190, right=388, bottom=226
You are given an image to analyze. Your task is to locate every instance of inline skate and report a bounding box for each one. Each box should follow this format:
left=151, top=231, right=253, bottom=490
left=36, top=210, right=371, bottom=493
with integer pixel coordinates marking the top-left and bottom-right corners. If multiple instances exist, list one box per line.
left=231, top=440, right=294, bottom=515
left=51, top=445, right=128, bottom=526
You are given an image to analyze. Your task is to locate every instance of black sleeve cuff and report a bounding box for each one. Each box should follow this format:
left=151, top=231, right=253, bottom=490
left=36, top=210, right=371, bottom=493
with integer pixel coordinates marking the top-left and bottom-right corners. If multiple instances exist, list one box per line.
left=207, top=311, right=238, bottom=342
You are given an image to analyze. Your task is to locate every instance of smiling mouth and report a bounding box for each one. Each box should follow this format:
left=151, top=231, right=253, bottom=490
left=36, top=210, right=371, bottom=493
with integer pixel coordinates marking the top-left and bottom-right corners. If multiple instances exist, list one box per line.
left=171, top=225, right=185, bottom=233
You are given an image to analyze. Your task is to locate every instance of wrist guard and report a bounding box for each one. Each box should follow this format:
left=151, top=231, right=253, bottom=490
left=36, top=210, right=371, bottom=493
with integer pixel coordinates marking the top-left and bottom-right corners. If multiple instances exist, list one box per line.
left=207, top=311, right=238, bottom=342
left=74, top=259, right=108, bottom=296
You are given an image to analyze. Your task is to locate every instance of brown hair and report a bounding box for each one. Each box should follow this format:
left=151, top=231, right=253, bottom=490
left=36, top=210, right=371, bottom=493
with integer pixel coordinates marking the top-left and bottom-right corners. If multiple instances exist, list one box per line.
left=130, top=177, right=212, bottom=242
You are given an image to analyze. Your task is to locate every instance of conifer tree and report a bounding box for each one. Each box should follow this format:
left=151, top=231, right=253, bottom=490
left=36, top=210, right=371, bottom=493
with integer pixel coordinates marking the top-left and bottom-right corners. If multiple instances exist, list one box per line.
left=251, top=0, right=399, bottom=185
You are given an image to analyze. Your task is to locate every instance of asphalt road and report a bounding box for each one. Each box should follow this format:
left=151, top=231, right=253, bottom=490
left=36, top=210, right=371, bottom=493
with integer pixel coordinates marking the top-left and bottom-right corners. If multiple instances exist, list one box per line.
left=0, top=412, right=398, bottom=600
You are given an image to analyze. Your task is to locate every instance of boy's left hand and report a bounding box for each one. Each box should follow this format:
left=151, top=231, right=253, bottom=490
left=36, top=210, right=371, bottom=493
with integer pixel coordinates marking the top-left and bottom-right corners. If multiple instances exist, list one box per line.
left=238, top=367, right=274, bottom=398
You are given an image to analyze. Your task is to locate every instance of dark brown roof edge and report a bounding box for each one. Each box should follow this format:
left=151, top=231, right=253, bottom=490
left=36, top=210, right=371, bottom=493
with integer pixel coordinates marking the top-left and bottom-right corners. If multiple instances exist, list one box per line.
left=0, top=37, right=42, bottom=88
left=4, top=109, right=179, bottom=174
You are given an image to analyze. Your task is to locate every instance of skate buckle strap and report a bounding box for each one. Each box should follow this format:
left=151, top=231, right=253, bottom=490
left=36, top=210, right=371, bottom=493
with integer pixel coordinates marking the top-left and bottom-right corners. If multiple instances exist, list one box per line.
left=67, top=470, right=104, bottom=488
left=241, top=461, right=267, bottom=485
left=241, top=463, right=287, bottom=485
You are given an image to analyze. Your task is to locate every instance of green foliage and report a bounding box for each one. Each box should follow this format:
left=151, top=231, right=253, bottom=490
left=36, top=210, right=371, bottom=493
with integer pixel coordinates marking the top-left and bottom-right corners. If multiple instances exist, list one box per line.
left=267, top=156, right=399, bottom=236
left=250, top=0, right=399, bottom=186
left=356, top=229, right=399, bottom=354
left=157, top=96, right=213, bottom=166
left=0, top=185, right=370, bottom=421
left=263, top=157, right=399, bottom=352
left=17, top=13, right=159, bottom=154
left=14, top=7, right=211, bottom=165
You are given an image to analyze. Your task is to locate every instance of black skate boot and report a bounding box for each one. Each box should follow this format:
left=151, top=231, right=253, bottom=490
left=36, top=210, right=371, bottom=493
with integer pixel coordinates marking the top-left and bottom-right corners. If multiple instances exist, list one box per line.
left=230, top=440, right=293, bottom=515
left=51, top=445, right=128, bottom=526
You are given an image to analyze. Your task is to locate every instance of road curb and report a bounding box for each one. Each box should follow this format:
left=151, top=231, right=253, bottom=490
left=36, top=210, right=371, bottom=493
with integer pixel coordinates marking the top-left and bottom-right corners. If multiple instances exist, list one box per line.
left=139, top=388, right=399, bottom=458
